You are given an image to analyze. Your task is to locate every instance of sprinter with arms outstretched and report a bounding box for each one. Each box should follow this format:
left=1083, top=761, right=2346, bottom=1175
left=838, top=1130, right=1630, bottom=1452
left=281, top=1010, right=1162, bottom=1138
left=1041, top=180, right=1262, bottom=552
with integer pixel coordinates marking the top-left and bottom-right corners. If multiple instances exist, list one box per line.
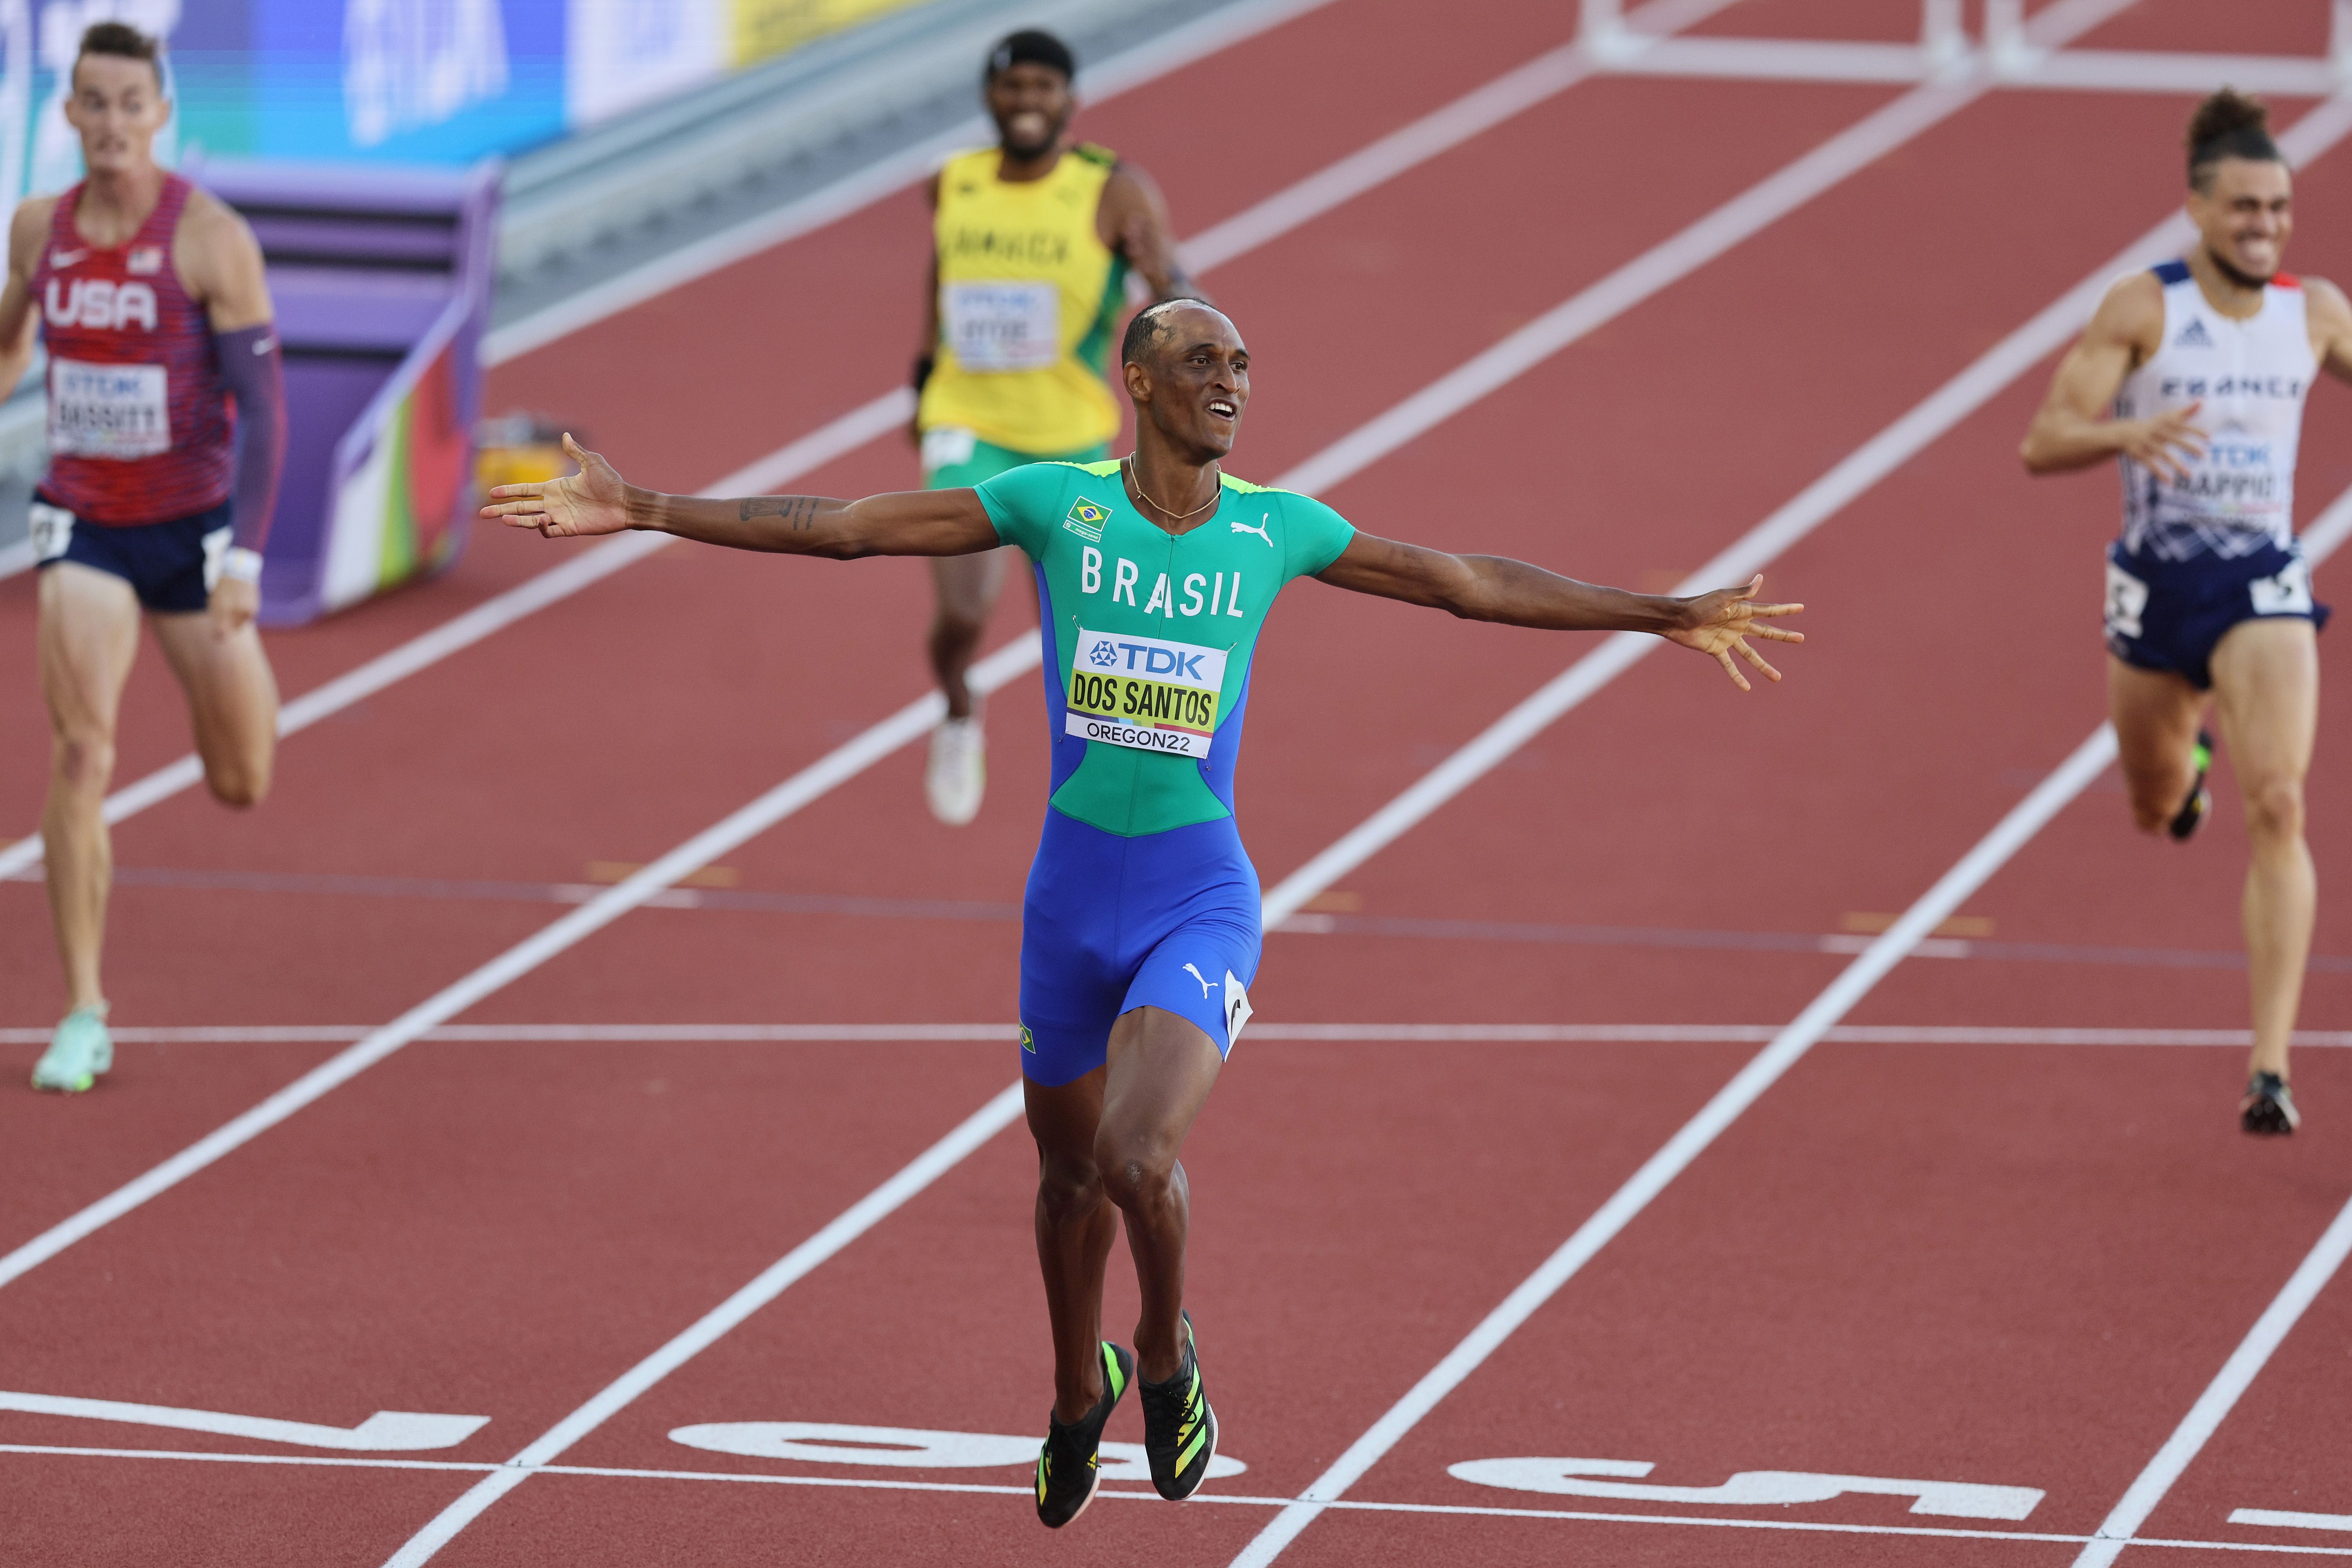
left=486, top=299, right=1802, bottom=1528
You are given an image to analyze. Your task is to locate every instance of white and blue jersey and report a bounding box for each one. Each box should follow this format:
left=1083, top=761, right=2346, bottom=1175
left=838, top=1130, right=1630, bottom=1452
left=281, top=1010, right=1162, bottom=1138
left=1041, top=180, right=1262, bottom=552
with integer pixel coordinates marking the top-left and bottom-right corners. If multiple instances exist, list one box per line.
left=2105, top=260, right=2328, bottom=688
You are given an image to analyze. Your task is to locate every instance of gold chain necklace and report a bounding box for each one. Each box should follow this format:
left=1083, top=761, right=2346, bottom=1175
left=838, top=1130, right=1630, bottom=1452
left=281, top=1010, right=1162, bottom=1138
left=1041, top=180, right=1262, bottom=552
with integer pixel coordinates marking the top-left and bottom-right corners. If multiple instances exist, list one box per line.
left=1124, top=457, right=1221, bottom=523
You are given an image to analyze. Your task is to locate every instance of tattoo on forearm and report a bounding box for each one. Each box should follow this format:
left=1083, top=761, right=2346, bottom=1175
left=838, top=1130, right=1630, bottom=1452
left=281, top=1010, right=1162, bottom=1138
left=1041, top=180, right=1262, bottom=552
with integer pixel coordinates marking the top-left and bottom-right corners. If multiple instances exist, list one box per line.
left=740, top=495, right=822, bottom=529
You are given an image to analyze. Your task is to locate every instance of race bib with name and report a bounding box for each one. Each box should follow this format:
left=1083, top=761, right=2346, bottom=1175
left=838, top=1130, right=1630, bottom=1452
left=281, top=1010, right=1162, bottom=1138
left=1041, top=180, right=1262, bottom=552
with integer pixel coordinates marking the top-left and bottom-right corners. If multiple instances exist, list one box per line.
left=1067, top=627, right=1228, bottom=757
left=944, top=281, right=1061, bottom=372
left=50, top=358, right=169, bottom=459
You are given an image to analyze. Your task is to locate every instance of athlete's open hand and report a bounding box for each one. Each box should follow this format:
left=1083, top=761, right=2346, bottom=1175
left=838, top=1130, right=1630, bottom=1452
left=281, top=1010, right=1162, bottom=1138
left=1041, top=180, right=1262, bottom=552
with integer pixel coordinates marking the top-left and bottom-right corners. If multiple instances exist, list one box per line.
left=2120, top=401, right=2207, bottom=483
left=481, top=434, right=633, bottom=537
left=1666, top=575, right=1804, bottom=691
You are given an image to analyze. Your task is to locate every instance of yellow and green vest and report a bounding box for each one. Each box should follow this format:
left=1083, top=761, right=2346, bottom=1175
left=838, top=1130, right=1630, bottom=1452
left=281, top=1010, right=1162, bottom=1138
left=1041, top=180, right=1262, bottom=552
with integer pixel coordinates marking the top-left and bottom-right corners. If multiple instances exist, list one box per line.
left=917, top=143, right=1129, bottom=455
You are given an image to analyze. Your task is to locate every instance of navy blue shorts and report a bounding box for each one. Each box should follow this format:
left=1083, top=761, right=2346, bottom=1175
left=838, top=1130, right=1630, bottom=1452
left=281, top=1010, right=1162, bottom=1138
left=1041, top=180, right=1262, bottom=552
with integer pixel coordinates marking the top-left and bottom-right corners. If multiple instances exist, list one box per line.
left=31, top=493, right=234, bottom=613
left=2104, top=540, right=2329, bottom=691
left=1018, top=810, right=1261, bottom=1087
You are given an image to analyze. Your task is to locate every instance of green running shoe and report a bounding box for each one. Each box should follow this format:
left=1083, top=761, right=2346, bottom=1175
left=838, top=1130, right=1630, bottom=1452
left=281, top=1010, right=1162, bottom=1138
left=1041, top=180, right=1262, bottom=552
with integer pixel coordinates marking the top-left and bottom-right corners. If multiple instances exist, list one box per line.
left=2169, top=730, right=2214, bottom=842
left=1036, top=1341, right=1132, bottom=1529
left=32, top=1006, right=112, bottom=1093
left=1138, top=1310, right=1218, bottom=1501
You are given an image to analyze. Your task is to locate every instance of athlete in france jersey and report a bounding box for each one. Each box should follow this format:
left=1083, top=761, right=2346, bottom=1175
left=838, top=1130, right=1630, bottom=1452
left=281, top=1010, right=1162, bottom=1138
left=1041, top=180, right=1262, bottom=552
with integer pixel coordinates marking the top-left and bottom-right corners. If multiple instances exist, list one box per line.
left=2024, top=89, right=2352, bottom=1135
left=485, top=299, right=1803, bottom=1528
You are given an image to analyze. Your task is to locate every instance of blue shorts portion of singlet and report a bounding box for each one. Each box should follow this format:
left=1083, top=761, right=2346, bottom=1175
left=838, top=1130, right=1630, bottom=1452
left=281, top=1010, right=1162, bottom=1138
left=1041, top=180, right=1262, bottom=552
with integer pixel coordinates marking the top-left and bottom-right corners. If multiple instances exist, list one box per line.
left=2104, top=539, right=2330, bottom=691
left=33, top=492, right=233, bottom=614
left=1018, top=808, right=1262, bottom=1087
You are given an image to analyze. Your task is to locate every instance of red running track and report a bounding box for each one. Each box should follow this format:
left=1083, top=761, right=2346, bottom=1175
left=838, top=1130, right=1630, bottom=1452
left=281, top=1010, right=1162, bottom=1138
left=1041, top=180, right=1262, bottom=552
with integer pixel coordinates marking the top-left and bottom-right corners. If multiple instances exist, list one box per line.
left=2, top=1, right=2349, bottom=1564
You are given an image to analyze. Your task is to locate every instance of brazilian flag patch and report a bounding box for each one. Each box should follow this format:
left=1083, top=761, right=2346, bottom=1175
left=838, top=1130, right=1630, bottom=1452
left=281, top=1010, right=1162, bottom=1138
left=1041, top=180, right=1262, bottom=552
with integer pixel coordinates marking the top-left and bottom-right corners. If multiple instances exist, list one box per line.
left=1062, top=498, right=1109, bottom=542
left=1020, top=1024, right=1037, bottom=1053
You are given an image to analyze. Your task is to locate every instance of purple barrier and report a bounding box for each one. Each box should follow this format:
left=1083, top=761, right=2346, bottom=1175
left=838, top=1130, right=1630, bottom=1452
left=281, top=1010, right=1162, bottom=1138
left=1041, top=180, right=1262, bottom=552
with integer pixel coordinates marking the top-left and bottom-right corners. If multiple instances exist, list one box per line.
left=188, top=158, right=500, bottom=626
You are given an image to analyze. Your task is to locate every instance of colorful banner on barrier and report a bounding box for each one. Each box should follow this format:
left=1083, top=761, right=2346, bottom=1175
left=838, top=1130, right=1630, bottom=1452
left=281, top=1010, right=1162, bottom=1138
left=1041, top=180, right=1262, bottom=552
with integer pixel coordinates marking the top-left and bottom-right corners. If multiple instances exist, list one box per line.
left=0, top=0, right=936, bottom=203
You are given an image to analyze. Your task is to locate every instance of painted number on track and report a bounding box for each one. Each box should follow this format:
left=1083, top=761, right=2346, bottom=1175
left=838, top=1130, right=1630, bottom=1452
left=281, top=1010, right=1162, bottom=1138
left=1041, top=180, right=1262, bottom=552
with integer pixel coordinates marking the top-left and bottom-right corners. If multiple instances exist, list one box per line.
left=0, top=1388, right=487, bottom=1452
left=1448, top=1457, right=2043, bottom=1520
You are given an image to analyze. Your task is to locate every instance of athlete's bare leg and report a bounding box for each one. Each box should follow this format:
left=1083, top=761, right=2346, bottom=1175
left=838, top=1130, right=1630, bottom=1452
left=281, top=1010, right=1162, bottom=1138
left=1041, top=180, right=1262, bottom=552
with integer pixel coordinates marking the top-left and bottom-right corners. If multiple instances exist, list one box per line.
left=1025, top=1006, right=1222, bottom=1422
left=929, top=548, right=1011, bottom=719
left=37, top=564, right=142, bottom=1011
left=149, top=608, right=278, bottom=807
left=2109, top=655, right=2209, bottom=833
left=2209, top=618, right=2319, bottom=1082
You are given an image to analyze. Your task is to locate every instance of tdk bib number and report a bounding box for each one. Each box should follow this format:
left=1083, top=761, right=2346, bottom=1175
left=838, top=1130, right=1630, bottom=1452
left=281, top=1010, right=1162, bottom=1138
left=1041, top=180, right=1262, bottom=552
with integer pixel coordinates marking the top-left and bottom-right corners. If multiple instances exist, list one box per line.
left=1067, top=628, right=1228, bottom=757
left=50, top=358, right=169, bottom=459
left=944, top=282, right=1060, bottom=372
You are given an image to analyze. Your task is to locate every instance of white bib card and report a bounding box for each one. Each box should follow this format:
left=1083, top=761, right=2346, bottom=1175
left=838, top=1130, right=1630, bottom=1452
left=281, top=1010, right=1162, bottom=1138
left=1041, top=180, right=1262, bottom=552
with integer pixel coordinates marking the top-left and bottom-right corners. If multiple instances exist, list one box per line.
left=943, top=282, right=1061, bottom=372
left=50, top=358, right=170, bottom=459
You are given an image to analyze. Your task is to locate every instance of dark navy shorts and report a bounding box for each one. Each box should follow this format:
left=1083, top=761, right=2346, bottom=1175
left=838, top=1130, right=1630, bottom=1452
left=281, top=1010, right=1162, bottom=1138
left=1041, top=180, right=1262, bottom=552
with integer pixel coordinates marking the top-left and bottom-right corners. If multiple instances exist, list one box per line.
left=1018, top=809, right=1261, bottom=1087
left=31, top=493, right=234, bottom=613
left=2104, top=540, right=2330, bottom=691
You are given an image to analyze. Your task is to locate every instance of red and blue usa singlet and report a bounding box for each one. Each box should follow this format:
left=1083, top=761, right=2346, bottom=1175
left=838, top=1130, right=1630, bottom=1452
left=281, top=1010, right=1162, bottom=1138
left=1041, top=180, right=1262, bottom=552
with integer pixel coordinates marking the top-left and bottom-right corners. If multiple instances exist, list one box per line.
left=32, top=174, right=232, bottom=524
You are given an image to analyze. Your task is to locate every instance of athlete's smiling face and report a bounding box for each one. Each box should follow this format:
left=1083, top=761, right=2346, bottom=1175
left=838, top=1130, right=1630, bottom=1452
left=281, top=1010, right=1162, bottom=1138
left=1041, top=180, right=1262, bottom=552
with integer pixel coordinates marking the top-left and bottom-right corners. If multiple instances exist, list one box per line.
left=66, top=53, right=169, bottom=177
left=2190, top=156, right=2293, bottom=285
left=987, top=63, right=1073, bottom=160
left=1126, top=305, right=1250, bottom=461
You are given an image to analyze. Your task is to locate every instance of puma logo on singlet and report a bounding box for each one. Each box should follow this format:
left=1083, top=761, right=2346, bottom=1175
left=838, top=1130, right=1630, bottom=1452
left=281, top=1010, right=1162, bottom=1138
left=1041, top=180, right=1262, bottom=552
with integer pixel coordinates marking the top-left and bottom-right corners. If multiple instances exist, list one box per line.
left=1183, top=963, right=1216, bottom=998
left=1230, top=515, right=1272, bottom=546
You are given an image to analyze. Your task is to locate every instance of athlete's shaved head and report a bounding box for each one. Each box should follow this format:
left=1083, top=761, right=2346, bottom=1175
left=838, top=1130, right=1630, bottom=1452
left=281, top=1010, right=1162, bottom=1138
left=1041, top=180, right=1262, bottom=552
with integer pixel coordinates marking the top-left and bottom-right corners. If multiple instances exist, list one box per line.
left=1122, top=298, right=1227, bottom=372
left=1122, top=300, right=1248, bottom=464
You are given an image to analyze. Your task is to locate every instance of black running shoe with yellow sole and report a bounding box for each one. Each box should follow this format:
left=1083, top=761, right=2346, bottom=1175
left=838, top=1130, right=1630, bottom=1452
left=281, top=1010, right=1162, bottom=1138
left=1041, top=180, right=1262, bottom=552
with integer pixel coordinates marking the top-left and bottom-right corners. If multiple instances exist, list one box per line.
left=1138, top=1310, right=1218, bottom=1501
left=1036, top=1342, right=1132, bottom=1529
left=2241, top=1071, right=2300, bottom=1135
left=2169, top=730, right=2214, bottom=841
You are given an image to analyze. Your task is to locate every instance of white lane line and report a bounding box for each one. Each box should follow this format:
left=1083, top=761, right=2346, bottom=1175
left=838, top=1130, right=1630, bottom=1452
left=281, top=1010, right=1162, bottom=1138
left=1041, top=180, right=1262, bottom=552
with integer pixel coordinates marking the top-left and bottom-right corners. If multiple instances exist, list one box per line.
left=0, top=633, right=1039, bottom=1295
left=9, top=1023, right=2350, bottom=1047
left=2060, top=483, right=2352, bottom=1566
left=2072, top=1197, right=2352, bottom=1567
left=15, top=1444, right=2352, bottom=1557
left=0, top=0, right=1720, bottom=874
left=1223, top=457, right=2352, bottom=1568
left=379, top=1083, right=1027, bottom=1568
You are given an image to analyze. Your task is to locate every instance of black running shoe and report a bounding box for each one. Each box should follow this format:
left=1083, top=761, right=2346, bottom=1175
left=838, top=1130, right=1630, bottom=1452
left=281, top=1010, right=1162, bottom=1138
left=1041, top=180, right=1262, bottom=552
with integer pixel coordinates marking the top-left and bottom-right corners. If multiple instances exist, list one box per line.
left=2169, top=730, right=2214, bottom=841
left=2241, top=1071, right=2300, bottom=1136
left=1035, top=1342, right=1133, bottom=1529
left=1138, top=1310, right=1218, bottom=1501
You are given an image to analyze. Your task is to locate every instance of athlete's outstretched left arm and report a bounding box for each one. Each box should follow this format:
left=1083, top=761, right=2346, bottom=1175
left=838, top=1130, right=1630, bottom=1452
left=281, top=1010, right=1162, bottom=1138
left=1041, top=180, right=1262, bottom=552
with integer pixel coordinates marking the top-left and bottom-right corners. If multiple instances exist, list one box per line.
left=1316, top=532, right=1803, bottom=691
left=482, top=435, right=1001, bottom=557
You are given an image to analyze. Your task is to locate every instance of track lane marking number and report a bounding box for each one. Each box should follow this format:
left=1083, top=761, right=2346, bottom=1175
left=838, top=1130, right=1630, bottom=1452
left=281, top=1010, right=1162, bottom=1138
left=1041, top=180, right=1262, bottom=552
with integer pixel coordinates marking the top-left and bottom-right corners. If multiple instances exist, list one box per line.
left=0, top=1389, right=487, bottom=1451
left=1450, top=1457, right=2042, bottom=1520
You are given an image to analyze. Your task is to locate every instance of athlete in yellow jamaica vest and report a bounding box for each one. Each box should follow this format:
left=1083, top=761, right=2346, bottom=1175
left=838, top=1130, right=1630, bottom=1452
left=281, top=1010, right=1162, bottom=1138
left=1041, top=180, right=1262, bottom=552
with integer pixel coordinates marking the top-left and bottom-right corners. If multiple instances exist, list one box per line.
left=913, top=28, right=1202, bottom=824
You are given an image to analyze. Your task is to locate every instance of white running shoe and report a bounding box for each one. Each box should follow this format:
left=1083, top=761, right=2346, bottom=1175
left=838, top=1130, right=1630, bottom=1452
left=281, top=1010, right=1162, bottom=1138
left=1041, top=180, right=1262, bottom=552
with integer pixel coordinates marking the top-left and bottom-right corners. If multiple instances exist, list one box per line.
left=927, top=715, right=987, bottom=825
left=33, top=1005, right=112, bottom=1093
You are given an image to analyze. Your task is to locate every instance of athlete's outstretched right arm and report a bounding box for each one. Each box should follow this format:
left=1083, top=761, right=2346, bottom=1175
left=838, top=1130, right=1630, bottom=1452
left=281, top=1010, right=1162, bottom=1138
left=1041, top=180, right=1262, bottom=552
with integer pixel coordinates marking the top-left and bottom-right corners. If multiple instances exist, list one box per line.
left=2020, top=273, right=2203, bottom=479
left=481, top=434, right=1001, bottom=558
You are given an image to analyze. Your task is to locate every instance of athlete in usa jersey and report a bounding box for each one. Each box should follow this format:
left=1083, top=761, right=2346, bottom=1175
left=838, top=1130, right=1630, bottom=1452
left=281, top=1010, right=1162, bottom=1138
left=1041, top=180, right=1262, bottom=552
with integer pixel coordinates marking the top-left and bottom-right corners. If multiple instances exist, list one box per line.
left=2024, top=89, right=2352, bottom=1134
left=487, top=297, right=1803, bottom=1527
left=0, top=22, right=285, bottom=1094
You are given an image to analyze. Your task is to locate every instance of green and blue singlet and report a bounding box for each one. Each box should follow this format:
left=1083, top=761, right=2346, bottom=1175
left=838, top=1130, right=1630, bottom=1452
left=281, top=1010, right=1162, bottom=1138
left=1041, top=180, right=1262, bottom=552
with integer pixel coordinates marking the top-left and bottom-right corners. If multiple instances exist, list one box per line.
left=974, top=459, right=1355, bottom=1084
